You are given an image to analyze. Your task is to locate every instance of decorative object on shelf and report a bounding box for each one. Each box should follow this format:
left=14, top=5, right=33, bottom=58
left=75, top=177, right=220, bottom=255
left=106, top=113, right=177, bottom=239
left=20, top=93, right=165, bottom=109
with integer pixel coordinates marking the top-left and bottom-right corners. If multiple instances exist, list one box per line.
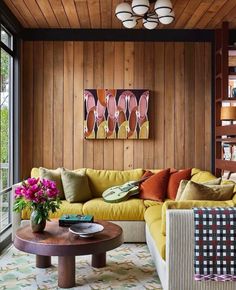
left=232, top=87, right=236, bottom=98
left=84, top=89, right=149, bottom=139
left=220, top=106, right=236, bottom=120
left=115, top=0, right=174, bottom=30
left=13, top=178, right=61, bottom=233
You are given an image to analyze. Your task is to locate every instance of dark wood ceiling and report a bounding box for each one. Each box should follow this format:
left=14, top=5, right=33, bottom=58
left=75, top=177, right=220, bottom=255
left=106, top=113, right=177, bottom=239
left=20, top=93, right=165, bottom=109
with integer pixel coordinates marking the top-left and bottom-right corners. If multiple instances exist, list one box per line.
left=3, top=0, right=236, bottom=29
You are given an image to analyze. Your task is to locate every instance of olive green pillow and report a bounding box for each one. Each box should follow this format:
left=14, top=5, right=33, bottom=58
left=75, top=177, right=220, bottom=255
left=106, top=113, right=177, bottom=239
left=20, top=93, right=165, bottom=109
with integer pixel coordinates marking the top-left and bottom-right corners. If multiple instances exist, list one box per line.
left=61, top=168, right=92, bottom=203
left=175, top=178, right=222, bottom=201
left=179, top=180, right=234, bottom=201
left=39, top=167, right=64, bottom=199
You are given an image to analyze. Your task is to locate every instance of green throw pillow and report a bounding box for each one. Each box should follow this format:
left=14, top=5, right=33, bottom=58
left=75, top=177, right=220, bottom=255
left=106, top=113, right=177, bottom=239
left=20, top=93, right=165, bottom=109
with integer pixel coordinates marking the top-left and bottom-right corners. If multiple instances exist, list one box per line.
left=179, top=180, right=234, bottom=201
left=61, top=168, right=92, bottom=203
left=39, top=167, right=64, bottom=199
left=175, top=177, right=222, bottom=201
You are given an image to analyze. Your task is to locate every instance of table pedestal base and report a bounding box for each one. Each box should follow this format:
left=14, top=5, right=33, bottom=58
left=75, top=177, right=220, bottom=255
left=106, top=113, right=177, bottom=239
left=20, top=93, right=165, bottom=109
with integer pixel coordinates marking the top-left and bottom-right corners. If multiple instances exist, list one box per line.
left=58, top=256, right=75, bottom=288
left=92, top=252, right=106, bottom=268
left=36, top=255, right=51, bottom=268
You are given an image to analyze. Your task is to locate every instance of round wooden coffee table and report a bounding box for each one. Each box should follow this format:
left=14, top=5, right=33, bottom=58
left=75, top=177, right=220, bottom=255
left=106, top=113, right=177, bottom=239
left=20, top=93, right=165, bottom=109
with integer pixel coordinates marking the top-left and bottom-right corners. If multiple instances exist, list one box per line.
left=14, top=220, right=123, bottom=288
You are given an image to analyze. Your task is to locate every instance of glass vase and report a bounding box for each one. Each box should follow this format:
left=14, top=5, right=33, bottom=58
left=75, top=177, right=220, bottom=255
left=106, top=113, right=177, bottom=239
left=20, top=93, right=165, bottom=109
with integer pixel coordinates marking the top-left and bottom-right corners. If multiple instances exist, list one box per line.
left=30, top=210, right=46, bottom=233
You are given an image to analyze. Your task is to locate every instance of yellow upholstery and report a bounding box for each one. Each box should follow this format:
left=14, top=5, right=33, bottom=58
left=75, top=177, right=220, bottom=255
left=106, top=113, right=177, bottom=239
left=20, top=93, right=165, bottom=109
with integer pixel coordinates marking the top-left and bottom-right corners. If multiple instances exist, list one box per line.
left=161, top=199, right=235, bottom=236
left=86, top=168, right=144, bottom=197
left=191, top=167, right=201, bottom=176
left=149, top=219, right=166, bottom=260
left=83, top=198, right=146, bottom=220
left=191, top=170, right=217, bottom=183
left=31, top=167, right=40, bottom=178
left=144, top=200, right=164, bottom=208
left=144, top=204, right=163, bottom=225
left=21, top=200, right=84, bottom=219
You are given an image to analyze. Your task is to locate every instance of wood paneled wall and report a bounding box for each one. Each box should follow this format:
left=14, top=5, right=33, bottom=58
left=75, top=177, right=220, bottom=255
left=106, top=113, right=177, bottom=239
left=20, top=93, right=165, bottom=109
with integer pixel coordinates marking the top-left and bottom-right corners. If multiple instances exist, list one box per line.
left=21, top=41, right=212, bottom=178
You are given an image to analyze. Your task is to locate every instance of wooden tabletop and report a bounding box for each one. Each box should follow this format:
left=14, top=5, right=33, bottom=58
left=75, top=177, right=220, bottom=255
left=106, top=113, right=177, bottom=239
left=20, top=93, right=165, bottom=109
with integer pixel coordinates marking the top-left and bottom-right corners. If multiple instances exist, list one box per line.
left=14, top=220, right=124, bottom=257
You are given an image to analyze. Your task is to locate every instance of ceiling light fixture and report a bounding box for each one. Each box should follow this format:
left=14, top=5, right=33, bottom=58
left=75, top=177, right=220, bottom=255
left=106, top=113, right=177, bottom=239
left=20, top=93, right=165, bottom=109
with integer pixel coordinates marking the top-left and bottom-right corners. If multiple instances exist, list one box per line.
left=115, top=0, right=175, bottom=30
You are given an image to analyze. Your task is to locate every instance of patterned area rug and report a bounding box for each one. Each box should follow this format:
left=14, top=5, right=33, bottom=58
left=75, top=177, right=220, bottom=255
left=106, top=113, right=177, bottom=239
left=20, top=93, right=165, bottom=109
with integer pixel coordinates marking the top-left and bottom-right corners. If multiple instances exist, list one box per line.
left=0, top=243, right=162, bottom=290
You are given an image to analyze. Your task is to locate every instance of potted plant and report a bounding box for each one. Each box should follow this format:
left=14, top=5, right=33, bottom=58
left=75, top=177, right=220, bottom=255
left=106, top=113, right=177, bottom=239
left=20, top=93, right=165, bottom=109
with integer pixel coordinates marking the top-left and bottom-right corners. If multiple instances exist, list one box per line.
left=13, top=178, right=61, bottom=232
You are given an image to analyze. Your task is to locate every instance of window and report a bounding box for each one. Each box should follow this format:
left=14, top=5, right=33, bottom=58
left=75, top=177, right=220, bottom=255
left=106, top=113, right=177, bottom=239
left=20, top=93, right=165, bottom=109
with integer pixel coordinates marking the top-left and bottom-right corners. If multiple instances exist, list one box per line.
left=0, top=25, right=13, bottom=237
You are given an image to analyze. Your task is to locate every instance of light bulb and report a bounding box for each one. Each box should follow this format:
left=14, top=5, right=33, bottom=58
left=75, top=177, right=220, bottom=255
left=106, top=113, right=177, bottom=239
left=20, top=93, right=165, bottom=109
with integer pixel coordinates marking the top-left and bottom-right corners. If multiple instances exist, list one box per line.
left=122, top=16, right=138, bottom=29
left=132, top=0, right=150, bottom=16
left=158, top=10, right=175, bottom=25
left=143, top=14, right=159, bottom=30
left=115, top=2, right=133, bottom=21
left=154, top=0, right=172, bottom=16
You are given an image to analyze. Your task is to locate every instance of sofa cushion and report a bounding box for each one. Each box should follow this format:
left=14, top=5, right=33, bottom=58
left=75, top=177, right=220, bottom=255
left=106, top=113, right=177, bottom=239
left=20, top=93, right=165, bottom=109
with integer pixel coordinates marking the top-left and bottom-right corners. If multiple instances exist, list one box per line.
left=179, top=181, right=235, bottom=201
left=175, top=178, right=222, bottom=201
left=86, top=168, right=144, bottom=197
left=39, top=167, right=64, bottom=199
left=139, top=169, right=170, bottom=202
left=161, top=199, right=235, bottom=236
left=167, top=168, right=192, bottom=200
left=21, top=200, right=84, bottom=219
left=149, top=219, right=166, bottom=260
left=61, top=168, right=92, bottom=203
left=83, top=198, right=145, bottom=220
left=144, top=204, right=163, bottom=225
left=144, top=200, right=165, bottom=208
left=190, top=170, right=217, bottom=183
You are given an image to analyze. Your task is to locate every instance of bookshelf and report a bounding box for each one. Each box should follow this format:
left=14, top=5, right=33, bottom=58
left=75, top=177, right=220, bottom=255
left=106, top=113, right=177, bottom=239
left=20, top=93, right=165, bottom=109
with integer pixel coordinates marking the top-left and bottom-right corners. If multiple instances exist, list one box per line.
left=215, top=22, right=236, bottom=177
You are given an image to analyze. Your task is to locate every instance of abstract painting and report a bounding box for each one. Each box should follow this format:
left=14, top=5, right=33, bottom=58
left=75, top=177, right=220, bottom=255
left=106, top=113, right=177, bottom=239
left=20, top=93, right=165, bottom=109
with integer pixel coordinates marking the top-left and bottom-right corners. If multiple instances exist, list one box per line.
left=84, top=89, right=149, bottom=139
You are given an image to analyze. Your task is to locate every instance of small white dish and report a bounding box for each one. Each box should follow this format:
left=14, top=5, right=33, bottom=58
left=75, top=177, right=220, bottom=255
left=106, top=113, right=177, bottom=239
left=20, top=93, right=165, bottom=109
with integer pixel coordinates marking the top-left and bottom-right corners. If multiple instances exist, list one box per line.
left=69, top=223, right=104, bottom=238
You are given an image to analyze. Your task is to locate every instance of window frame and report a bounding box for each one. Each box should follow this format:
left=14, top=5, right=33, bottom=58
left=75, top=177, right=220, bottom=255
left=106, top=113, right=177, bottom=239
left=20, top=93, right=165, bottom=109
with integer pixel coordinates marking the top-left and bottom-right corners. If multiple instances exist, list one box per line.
left=0, top=21, right=20, bottom=250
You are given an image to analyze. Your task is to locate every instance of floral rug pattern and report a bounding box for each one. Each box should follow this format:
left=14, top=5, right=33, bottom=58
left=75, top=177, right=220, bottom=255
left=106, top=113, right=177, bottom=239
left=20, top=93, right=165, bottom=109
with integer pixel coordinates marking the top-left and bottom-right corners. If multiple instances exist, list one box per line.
left=0, top=243, right=162, bottom=290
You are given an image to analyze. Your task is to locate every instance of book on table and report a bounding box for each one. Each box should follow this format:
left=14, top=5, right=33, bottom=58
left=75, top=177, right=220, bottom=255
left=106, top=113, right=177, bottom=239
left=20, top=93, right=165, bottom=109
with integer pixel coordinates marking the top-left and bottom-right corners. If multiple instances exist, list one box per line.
left=59, top=214, right=94, bottom=226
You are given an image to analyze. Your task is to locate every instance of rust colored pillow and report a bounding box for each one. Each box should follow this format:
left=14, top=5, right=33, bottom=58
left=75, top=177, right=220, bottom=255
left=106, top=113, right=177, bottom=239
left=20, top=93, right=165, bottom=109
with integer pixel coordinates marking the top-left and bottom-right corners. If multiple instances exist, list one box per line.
left=167, top=168, right=192, bottom=200
left=139, top=169, right=170, bottom=201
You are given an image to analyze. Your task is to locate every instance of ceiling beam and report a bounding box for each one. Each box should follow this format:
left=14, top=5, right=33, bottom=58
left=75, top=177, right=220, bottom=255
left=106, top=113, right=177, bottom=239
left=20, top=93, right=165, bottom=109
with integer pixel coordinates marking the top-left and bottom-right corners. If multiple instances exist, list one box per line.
left=21, top=28, right=214, bottom=42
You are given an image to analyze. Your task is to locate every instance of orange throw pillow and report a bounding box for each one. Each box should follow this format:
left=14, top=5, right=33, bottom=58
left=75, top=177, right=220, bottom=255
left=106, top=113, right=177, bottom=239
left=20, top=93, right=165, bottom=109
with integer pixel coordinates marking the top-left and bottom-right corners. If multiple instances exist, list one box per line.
left=139, top=169, right=170, bottom=201
left=167, top=168, right=192, bottom=200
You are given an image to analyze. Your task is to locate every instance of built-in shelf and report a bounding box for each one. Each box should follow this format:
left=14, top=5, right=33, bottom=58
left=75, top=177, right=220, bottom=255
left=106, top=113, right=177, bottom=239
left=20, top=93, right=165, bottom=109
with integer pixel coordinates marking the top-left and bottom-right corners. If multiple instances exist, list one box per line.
left=215, top=159, right=236, bottom=171
left=216, top=98, right=236, bottom=103
left=216, top=138, right=236, bottom=143
left=216, top=125, right=236, bottom=136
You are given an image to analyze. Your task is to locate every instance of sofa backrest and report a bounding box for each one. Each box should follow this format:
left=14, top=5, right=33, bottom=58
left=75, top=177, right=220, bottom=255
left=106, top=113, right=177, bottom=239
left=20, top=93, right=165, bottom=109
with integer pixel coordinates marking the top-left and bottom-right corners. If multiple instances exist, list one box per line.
left=31, top=167, right=144, bottom=198
left=86, top=168, right=144, bottom=197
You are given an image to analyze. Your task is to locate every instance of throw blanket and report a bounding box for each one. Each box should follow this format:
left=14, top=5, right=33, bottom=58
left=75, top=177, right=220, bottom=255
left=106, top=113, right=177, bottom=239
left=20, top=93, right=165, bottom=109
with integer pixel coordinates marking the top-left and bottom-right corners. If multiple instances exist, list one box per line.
left=193, top=207, right=236, bottom=282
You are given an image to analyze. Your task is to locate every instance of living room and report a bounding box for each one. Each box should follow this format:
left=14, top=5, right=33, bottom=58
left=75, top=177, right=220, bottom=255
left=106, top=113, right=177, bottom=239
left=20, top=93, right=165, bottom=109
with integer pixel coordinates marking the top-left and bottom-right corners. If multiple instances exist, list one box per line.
left=0, top=0, right=236, bottom=289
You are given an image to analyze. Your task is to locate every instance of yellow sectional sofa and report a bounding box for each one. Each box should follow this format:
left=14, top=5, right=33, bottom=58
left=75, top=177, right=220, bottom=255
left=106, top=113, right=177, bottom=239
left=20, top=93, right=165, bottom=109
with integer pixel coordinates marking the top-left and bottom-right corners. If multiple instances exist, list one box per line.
left=12, top=167, right=236, bottom=290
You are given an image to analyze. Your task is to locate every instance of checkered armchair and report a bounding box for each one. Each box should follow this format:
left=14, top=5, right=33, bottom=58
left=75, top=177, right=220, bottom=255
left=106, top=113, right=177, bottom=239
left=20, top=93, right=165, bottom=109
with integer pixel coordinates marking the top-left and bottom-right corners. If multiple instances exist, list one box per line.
left=164, top=210, right=236, bottom=290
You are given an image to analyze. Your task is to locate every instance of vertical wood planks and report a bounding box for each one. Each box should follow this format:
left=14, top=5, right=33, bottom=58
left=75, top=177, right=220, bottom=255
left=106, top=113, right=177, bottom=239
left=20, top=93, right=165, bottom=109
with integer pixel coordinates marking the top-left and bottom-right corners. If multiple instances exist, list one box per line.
left=154, top=43, right=165, bottom=169
left=93, top=42, right=104, bottom=169
left=204, top=43, right=212, bottom=171
left=73, top=42, right=84, bottom=169
left=21, top=41, right=212, bottom=176
left=53, top=41, right=64, bottom=168
left=113, top=42, right=124, bottom=170
left=103, top=42, right=115, bottom=169
left=164, top=42, right=175, bottom=168
left=33, top=41, right=44, bottom=167
left=195, top=43, right=205, bottom=169
left=83, top=42, right=94, bottom=168
left=21, top=42, right=33, bottom=178
left=43, top=42, right=53, bottom=168
left=133, top=42, right=144, bottom=169
left=174, top=43, right=185, bottom=169
left=124, top=42, right=134, bottom=170
left=143, top=42, right=155, bottom=169
left=184, top=43, right=195, bottom=168
left=63, top=42, right=74, bottom=169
